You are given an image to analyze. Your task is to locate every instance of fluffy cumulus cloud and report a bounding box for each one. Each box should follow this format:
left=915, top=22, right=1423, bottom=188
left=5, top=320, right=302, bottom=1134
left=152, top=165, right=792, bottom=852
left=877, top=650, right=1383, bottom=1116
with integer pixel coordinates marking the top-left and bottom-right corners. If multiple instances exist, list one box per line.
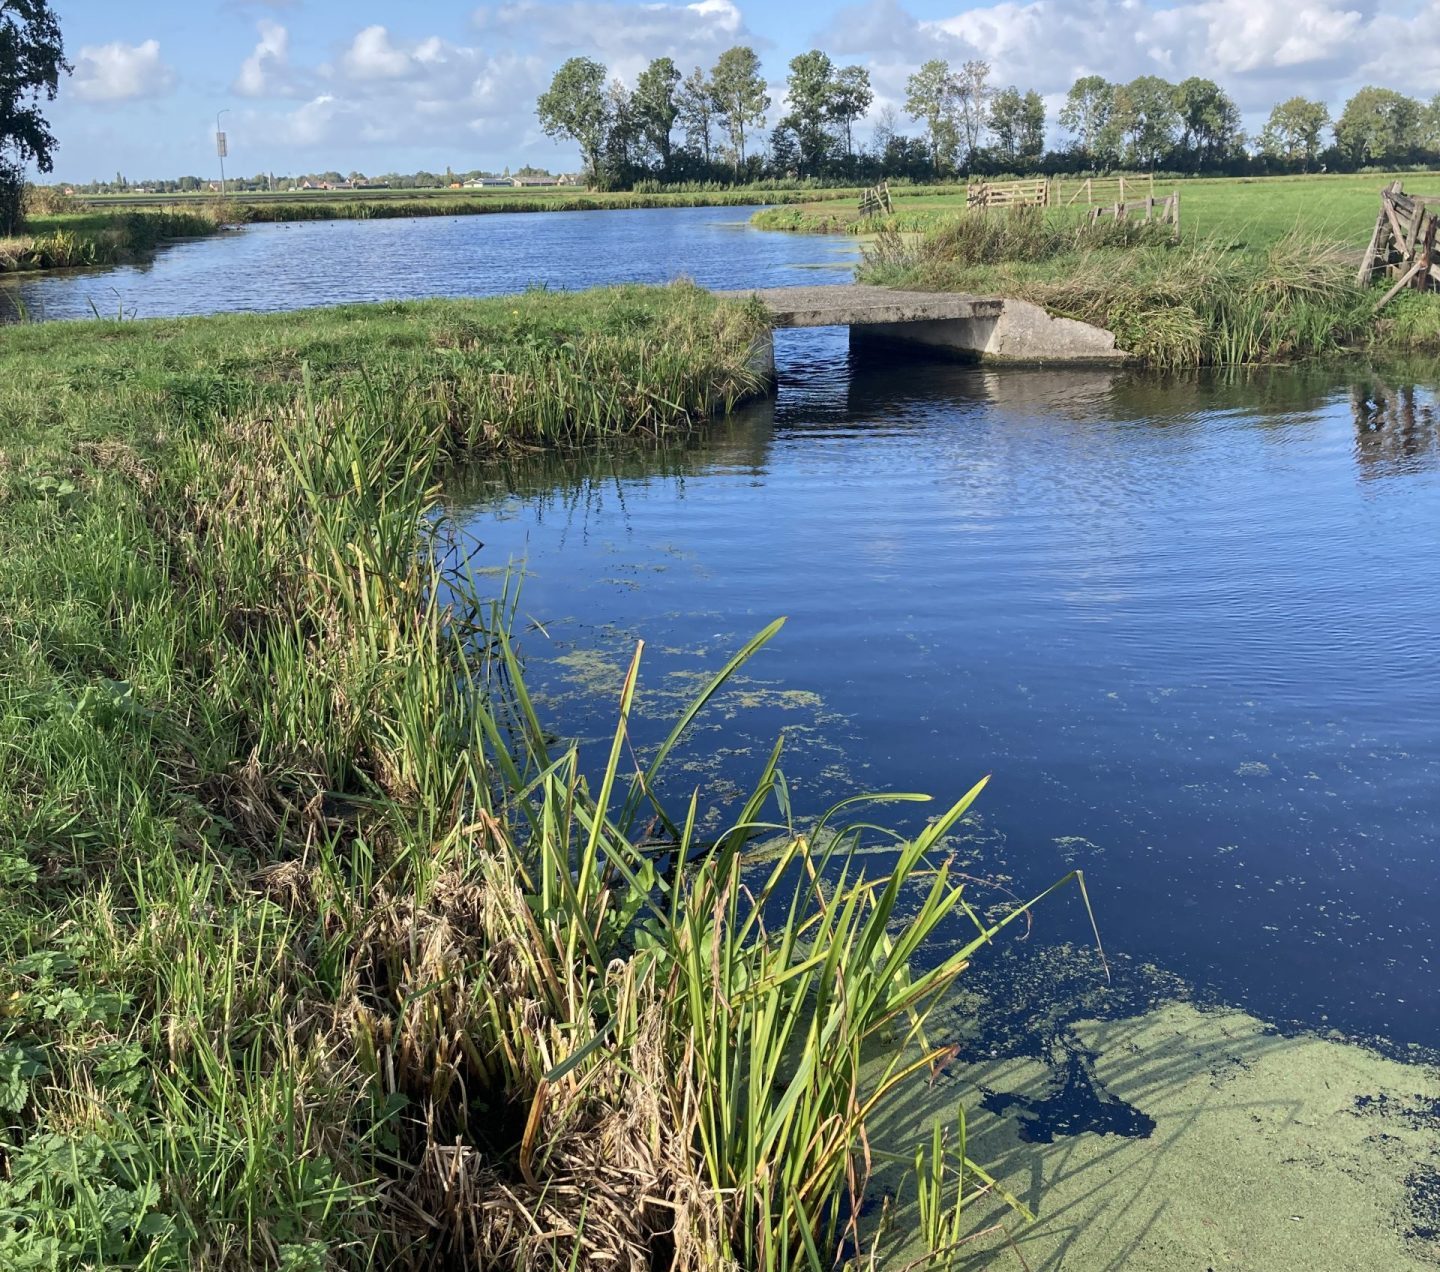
left=472, top=0, right=750, bottom=77
left=802, top=0, right=1440, bottom=146
left=71, top=39, right=177, bottom=102
left=223, top=0, right=764, bottom=164
left=235, top=20, right=300, bottom=97
left=341, top=26, right=418, bottom=79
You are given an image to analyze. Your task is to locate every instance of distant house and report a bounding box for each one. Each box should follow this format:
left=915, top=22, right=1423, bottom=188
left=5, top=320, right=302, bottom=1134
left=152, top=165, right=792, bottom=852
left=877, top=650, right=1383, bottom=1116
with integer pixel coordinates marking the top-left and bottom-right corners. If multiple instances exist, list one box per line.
left=299, top=179, right=321, bottom=190
left=465, top=177, right=513, bottom=188
left=512, top=175, right=558, bottom=188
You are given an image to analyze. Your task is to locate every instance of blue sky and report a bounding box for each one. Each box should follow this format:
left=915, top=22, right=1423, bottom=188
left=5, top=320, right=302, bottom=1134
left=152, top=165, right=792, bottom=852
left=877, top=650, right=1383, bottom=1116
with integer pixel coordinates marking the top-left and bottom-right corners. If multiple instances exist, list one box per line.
left=42, top=0, right=1440, bottom=181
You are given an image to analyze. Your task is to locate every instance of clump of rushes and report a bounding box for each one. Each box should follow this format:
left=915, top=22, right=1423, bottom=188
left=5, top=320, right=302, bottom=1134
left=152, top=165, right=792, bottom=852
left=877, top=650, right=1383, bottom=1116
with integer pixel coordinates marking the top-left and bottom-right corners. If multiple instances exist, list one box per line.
left=859, top=207, right=1407, bottom=368
left=0, top=287, right=1094, bottom=1269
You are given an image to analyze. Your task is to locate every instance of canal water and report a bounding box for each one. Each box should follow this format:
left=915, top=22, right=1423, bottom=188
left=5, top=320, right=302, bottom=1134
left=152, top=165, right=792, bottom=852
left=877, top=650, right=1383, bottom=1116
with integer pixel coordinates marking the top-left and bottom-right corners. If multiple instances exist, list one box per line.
left=0, top=205, right=858, bottom=321
left=456, top=334, right=1440, bottom=1052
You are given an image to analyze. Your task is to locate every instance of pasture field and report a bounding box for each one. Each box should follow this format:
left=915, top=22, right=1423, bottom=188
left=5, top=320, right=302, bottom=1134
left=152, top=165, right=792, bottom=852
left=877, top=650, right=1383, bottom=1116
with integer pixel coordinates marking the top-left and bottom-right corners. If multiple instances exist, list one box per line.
left=754, top=170, right=1440, bottom=249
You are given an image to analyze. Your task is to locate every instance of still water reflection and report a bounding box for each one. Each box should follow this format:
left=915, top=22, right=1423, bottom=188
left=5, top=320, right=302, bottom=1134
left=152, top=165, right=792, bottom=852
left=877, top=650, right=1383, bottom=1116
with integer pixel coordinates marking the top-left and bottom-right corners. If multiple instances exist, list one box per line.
left=454, top=333, right=1440, bottom=1048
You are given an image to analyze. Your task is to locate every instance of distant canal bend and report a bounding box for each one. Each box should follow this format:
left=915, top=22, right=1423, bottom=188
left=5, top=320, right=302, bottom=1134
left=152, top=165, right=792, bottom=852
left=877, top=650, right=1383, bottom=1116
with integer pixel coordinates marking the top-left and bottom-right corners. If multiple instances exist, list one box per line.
left=0, top=205, right=860, bottom=322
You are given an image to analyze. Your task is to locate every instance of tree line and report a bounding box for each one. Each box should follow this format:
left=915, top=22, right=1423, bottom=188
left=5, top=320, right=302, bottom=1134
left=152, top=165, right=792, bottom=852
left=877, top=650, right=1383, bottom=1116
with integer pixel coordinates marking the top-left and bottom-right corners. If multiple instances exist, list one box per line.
left=537, top=49, right=1440, bottom=188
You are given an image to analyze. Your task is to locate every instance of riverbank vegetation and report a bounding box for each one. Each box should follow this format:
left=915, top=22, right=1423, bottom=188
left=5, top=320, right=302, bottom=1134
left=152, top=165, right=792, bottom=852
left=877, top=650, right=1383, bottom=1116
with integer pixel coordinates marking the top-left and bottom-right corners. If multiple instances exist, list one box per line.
left=0, top=286, right=1087, bottom=1268
left=232, top=184, right=857, bottom=223
left=857, top=202, right=1440, bottom=368
left=1, top=190, right=230, bottom=273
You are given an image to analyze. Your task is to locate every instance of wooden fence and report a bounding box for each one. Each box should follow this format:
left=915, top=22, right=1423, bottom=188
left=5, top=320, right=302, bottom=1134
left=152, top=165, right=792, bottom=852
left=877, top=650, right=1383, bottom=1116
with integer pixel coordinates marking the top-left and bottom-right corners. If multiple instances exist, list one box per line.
left=1358, top=180, right=1440, bottom=309
left=1088, top=191, right=1180, bottom=228
left=965, top=179, right=1049, bottom=209
left=857, top=179, right=894, bottom=218
left=1060, top=174, right=1155, bottom=208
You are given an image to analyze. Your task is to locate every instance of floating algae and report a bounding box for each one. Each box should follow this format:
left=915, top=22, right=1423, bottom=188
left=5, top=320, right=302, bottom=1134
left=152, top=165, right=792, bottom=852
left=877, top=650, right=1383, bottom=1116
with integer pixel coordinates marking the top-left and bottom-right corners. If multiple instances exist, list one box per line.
left=863, top=944, right=1440, bottom=1271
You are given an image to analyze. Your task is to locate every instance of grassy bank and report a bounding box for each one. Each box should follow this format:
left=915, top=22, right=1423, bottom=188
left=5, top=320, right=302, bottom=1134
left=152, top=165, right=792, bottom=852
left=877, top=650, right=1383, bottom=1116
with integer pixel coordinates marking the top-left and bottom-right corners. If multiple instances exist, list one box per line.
left=0, top=287, right=1082, bottom=1269
left=0, top=207, right=228, bottom=273
left=752, top=170, right=1440, bottom=244
left=855, top=197, right=1440, bottom=368
left=79, top=185, right=867, bottom=224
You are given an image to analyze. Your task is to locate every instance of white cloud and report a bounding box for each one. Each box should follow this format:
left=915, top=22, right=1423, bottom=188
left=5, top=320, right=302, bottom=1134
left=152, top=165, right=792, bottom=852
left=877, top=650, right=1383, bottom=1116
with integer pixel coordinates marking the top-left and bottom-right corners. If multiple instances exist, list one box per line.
left=815, top=0, right=1430, bottom=130
left=226, top=1, right=757, bottom=165
left=472, top=0, right=754, bottom=79
left=72, top=39, right=176, bottom=102
left=1195, top=0, right=1364, bottom=73
left=342, top=26, right=419, bottom=79
left=235, top=20, right=298, bottom=97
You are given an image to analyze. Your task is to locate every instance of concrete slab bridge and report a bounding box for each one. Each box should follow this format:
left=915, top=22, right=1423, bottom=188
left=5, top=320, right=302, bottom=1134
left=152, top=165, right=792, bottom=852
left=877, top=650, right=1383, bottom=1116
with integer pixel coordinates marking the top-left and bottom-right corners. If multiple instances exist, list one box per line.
left=716, top=284, right=1128, bottom=381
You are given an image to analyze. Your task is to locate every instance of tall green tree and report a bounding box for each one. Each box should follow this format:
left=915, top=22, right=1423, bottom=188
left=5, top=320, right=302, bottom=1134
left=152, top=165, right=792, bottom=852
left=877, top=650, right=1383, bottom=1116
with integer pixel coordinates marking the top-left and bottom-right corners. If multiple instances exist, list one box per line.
left=1173, top=77, right=1241, bottom=168
left=675, top=66, right=715, bottom=165
left=633, top=56, right=681, bottom=173
left=905, top=59, right=957, bottom=173
left=988, top=86, right=1045, bottom=165
left=600, top=78, right=641, bottom=187
left=782, top=49, right=836, bottom=177
left=0, top=0, right=70, bottom=234
left=1107, top=75, right=1179, bottom=168
left=831, top=65, right=873, bottom=159
left=1424, top=93, right=1440, bottom=153
left=535, top=57, right=611, bottom=183
left=768, top=121, right=800, bottom=175
left=1059, top=75, right=1113, bottom=159
left=710, top=46, right=769, bottom=174
left=953, top=59, right=992, bottom=166
left=1335, top=87, right=1423, bottom=165
left=1258, top=96, right=1330, bottom=169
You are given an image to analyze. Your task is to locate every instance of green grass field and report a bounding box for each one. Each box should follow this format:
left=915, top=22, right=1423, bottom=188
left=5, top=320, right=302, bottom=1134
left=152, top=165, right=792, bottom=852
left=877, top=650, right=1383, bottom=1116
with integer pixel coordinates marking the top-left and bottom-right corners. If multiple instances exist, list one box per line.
left=841, top=172, right=1440, bottom=367
left=756, top=171, right=1440, bottom=250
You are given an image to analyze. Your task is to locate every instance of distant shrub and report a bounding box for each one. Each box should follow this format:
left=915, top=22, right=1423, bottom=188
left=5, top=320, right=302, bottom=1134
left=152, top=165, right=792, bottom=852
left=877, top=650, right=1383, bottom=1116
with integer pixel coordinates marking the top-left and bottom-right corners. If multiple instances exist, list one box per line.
left=22, top=184, right=78, bottom=217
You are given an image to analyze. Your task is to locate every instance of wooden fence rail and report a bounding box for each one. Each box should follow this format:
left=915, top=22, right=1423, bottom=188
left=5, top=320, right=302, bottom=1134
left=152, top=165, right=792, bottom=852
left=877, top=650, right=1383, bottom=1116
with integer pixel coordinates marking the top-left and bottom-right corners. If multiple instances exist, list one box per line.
left=1088, top=190, right=1180, bottom=228
left=1061, top=174, right=1155, bottom=208
left=966, top=179, right=1049, bottom=209
left=858, top=179, right=894, bottom=218
left=1358, top=180, right=1440, bottom=309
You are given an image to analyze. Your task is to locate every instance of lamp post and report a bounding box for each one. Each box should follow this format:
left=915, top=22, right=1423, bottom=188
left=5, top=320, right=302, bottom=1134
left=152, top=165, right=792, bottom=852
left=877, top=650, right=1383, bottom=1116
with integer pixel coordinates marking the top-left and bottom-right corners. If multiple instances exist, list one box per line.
left=216, top=109, right=230, bottom=196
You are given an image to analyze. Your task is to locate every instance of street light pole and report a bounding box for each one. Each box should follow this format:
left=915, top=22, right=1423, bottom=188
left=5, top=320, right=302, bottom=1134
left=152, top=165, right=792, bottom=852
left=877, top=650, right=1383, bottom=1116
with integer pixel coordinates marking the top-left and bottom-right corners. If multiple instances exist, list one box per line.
left=216, top=109, right=230, bottom=196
